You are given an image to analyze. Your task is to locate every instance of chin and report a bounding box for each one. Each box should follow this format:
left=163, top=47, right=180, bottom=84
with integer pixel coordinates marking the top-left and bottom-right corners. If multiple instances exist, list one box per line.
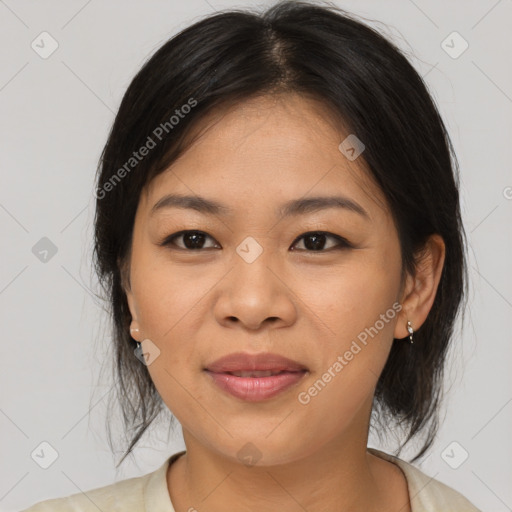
left=208, top=434, right=313, bottom=468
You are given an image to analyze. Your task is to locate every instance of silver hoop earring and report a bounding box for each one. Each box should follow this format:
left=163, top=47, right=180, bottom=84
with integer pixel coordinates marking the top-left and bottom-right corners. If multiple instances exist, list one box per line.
left=406, top=321, right=414, bottom=344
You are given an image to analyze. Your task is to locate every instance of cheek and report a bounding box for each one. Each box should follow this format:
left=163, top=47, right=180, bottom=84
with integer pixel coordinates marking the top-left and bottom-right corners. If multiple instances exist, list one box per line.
left=129, top=250, right=221, bottom=397
left=130, top=245, right=216, bottom=340
left=293, top=252, right=402, bottom=338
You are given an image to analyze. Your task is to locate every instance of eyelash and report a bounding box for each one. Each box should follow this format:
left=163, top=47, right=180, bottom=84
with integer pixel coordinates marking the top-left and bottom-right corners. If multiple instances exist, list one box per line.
left=158, top=230, right=353, bottom=252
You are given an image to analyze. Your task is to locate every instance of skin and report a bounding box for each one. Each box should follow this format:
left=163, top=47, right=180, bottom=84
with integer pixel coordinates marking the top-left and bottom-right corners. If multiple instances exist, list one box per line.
left=124, top=93, right=445, bottom=512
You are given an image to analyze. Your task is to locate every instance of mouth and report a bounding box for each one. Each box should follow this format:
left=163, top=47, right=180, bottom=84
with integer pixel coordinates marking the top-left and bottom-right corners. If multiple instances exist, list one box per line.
left=203, top=352, right=309, bottom=401
left=204, top=367, right=308, bottom=402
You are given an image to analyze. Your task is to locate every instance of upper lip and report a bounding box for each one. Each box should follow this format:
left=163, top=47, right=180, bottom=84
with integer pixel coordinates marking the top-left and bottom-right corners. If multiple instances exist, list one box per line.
left=205, top=352, right=308, bottom=373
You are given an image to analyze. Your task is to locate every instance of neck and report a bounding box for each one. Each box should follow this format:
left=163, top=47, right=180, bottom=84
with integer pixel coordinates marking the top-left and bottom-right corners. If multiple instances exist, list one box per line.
left=167, top=433, right=399, bottom=512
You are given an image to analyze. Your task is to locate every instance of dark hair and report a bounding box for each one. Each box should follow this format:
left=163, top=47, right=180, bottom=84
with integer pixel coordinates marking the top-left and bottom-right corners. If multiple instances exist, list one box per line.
left=93, top=0, right=467, bottom=467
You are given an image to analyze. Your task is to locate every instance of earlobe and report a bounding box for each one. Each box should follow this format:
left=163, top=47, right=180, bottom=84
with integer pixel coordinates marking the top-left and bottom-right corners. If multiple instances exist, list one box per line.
left=394, top=234, right=446, bottom=340
left=124, top=282, right=142, bottom=339
left=127, top=293, right=142, bottom=341
left=118, top=255, right=140, bottom=339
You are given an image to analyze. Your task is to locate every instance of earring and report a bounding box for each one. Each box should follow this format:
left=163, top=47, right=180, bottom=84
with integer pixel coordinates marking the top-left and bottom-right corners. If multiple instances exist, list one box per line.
left=406, top=321, right=414, bottom=344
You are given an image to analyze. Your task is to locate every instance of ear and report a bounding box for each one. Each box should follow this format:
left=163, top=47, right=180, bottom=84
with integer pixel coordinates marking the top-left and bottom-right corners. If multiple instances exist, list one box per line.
left=118, top=255, right=141, bottom=341
left=394, top=234, right=446, bottom=339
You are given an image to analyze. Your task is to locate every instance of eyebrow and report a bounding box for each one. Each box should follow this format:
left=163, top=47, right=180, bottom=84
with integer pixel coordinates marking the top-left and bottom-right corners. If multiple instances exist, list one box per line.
left=150, top=193, right=369, bottom=220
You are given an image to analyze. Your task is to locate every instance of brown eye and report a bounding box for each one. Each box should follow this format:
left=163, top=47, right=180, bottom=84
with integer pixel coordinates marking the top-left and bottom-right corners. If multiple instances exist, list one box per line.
left=291, top=231, right=351, bottom=252
left=161, top=230, right=220, bottom=250
left=159, top=230, right=351, bottom=252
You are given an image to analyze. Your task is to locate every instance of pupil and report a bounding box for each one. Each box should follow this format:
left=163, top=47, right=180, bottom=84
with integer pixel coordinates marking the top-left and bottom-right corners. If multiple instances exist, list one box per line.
left=184, top=232, right=205, bottom=249
left=181, top=233, right=327, bottom=250
left=305, top=234, right=325, bottom=251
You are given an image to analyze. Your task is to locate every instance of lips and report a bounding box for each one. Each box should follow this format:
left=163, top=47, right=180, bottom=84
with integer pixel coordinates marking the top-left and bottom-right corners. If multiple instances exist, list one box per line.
left=204, top=352, right=308, bottom=401
left=205, top=352, right=308, bottom=373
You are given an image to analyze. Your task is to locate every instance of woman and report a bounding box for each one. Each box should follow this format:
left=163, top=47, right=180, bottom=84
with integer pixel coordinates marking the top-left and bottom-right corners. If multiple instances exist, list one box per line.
left=23, top=1, right=481, bottom=510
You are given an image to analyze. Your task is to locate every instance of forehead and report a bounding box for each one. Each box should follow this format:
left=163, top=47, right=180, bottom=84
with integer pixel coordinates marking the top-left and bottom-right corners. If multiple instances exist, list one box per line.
left=142, top=93, right=388, bottom=216
left=173, top=93, right=352, bottom=164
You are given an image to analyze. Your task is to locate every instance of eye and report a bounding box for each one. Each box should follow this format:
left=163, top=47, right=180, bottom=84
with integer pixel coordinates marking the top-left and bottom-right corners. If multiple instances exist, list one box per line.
left=160, top=230, right=220, bottom=250
left=290, top=231, right=352, bottom=252
left=159, top=230, right=352, bottom=252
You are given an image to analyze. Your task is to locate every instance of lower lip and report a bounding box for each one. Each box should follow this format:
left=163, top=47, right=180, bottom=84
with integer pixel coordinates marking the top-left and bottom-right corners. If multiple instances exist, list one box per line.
left=205, top=370, right=307, bottom=401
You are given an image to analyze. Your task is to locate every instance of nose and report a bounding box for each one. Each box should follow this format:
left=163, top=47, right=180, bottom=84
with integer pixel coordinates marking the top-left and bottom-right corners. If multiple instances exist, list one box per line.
left=213, top=255, right=297, bottom=331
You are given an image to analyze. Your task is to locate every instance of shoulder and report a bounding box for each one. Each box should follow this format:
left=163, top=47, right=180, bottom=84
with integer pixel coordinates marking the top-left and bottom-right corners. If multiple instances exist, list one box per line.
left=368, top=448, right=482, bottom=512
left=20, top=471, right=150, bottom=512
left=19, top=453, right=182, bottom=512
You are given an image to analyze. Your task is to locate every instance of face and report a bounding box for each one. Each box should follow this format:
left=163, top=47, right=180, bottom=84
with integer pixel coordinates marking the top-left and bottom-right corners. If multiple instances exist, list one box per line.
left=125, top=93, right=406, bottom=466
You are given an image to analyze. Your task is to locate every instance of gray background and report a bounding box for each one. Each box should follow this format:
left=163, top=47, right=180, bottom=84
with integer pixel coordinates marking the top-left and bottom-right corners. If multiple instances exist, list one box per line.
left=1, top=0, right=511, bottom=510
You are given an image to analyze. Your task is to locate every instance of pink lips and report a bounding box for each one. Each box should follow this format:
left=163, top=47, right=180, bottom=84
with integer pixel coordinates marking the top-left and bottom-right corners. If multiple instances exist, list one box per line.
left=204, top=352, right=308, bottom=402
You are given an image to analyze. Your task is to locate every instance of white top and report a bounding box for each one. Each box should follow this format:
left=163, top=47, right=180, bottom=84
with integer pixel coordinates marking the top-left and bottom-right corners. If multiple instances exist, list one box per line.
left=21, top=448, right=482, bottom=511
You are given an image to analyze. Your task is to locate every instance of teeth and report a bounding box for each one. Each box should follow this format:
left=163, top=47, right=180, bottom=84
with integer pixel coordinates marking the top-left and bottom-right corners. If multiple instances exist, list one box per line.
left=230, top=370, right=283, bottom=377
